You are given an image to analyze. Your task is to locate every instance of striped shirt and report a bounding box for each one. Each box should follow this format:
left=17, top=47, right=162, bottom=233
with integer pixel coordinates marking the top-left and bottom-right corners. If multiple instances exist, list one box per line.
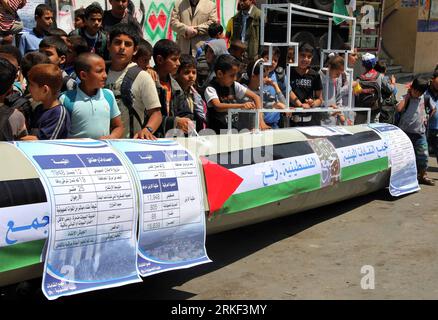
left=0, top=0, right=24, bottom=32
left=30, top=104, right=71, bottom=140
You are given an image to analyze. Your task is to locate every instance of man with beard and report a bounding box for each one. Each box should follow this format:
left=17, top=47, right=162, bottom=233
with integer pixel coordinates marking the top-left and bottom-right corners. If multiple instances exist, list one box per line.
left=225, top=0, right=261, bottom=63
left=170, top=0, right=217, bottom=56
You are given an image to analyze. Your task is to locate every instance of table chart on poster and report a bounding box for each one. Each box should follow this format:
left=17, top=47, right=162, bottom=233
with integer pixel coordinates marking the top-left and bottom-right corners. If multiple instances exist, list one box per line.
left=369, top=123, right=420, bottom=196
left=125, top=149, right=202, bottom=232
left=32, top=153, right=136, bottom=250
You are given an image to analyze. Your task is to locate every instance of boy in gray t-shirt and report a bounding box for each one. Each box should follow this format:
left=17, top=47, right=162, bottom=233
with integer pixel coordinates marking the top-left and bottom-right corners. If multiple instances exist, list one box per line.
left=396, top=77, right=436, bottom=185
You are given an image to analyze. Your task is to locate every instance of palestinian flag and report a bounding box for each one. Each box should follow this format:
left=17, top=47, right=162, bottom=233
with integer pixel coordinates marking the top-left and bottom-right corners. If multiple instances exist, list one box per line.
left=0, top=178, right=48, bottom=273
left=203, top=141, right=322, bottom=216
left=327, top=130, right=389, bottom=182
left=201, top=130, right=389, bottom=216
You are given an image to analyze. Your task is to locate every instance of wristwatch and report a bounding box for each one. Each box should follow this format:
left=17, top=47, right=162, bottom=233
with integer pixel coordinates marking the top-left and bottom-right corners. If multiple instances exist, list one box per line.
left=145, top=126, right=154, bottom=133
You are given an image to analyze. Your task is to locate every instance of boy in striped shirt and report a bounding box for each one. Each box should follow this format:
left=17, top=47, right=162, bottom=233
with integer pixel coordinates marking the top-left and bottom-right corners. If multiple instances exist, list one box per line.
left=0, top=0, right=26, bottom=39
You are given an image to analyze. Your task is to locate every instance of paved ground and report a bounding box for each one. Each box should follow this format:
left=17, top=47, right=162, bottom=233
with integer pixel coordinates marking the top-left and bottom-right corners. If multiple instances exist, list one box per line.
left=3, top=157, right=438, bottom=301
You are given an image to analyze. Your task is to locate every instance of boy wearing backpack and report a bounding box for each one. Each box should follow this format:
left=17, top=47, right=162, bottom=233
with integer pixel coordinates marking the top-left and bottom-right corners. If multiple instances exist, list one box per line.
left=355, top=53, right=392, bottom=124
left=70, top=3, right=109, bottom=60
left=106, top=23, right=162, bottom=139
left=153, top=39, right=190, bottom=136
left=374, top=60, right=398, bottom=124
left=396, top=76, right=435, bottom=186
left=60, top=53, right=123, bottom=139
left=0, top=45, right=33, bottom=128
left=22, top=64, right=70, bottom=140
left=39, top=36, right=77, bottom=92
left=0, top=58, right=27, bottom=141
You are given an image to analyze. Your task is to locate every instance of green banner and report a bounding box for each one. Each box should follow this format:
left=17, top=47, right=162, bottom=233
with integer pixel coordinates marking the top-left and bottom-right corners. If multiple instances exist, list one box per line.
left=0, top=240, right=45, bottom=273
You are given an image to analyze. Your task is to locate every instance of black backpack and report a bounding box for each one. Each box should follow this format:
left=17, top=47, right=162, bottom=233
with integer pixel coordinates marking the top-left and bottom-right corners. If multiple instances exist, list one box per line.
left=119, top=65, right=145, bottom=138
left=379, top=103, right=397, bottom=124
left=379, top=85, right=398, bottom=124
left=355, top=72, right=382, bottom=111
left=61, top=72, right=78, bottom=93
left=275, top=67, right=285, bottom=83
left=107, top=64, right=145, bottom=138
left=0, top=105, right=16, bottom=141
left=70, top=28, right=108, bottom=59
left=196, top=49, right=209, bottom=86
left=4, top=91, right=32, bottom=127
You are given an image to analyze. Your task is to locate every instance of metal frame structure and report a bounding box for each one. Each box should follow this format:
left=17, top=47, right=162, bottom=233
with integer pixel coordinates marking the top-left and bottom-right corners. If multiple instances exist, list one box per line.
left=228, top=3, right=368, bottom=133
left=227, top=108, right=371, bottom=132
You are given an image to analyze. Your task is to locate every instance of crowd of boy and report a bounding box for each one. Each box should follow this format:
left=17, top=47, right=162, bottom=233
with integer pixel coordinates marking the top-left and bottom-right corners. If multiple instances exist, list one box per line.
left=0, top=0, right=437, bottom=185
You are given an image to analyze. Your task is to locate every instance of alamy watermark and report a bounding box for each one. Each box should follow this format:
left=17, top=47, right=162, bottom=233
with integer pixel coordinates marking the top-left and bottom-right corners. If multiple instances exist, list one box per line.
left=360, top=265, right=375, bottom=290
left=171, top=128, right=275, bottom=166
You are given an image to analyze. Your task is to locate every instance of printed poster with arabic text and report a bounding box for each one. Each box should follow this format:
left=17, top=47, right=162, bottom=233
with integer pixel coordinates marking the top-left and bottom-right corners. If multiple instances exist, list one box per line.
left=15, top=140, right=142, bottom=300
left=109, top=139, right=210, bottom=277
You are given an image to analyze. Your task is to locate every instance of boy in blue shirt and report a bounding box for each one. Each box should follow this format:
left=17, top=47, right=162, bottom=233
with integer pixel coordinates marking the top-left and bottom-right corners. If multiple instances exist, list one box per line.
left=195, top=22, right=225, bottom=59
left=243, top=58, right=287, bottom=129
left=260, top=46, right=289, bottom=128
left=60, top=53, right=123, bottom=140
left=22, top=64, right=70, bottom=140
left=18, top=4, right=54, bottom=56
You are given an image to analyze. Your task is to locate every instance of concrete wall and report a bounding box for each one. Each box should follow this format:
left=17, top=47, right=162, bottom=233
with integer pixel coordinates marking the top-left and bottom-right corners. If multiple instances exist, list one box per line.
left=381, top=5, right=418, bottom=72
left=382, top=0, right=438, bottom=73
left=413, top=28, right=438, bottom=73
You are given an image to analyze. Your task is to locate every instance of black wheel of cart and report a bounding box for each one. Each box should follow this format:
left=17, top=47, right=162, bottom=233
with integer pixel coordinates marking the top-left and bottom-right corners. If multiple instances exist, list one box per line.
left=288, top=0, right=312, bottom=7
left=319, top=31, right=345, bottom=50
left=312, top=0, right=334, bottom=12
left=291, top=31, right=316, bottom=47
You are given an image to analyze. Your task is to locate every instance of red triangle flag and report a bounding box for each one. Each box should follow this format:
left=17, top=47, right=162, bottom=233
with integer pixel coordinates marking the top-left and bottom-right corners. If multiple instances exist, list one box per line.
left=200, top=156, right=243, bottom=216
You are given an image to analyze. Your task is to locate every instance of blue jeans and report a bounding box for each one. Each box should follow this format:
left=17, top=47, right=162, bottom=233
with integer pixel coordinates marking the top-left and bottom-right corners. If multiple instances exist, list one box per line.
left=406, top=132, right=429, bottom=171
left=264, top=112, right=280, bottom=129
left=429, top=129, right=438, bottom=163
